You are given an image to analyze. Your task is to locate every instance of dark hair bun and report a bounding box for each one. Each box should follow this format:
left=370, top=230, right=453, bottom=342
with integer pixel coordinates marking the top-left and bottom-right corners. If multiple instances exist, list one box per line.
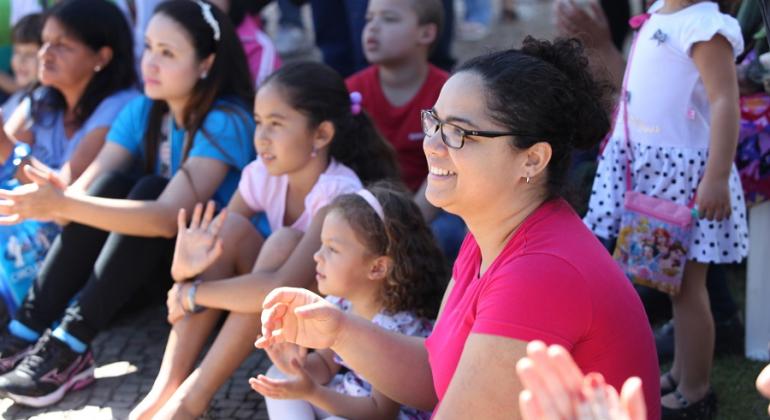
left=456, top=36, right=615, bottom=199
left=520, top=36, right=614, bottom=151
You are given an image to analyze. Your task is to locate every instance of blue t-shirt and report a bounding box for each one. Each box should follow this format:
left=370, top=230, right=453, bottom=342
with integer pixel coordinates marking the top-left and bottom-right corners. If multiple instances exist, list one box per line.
left=28, top=88, right=139, bottom=170
left=1, top=90, right=25, bottom=122
left=107, top=95, right=256, bottom=207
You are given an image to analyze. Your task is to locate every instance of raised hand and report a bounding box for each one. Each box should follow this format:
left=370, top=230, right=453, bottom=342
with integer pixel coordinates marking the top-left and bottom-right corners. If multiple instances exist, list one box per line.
left=255, top=287, right=345, bottom=351
left=516, top=341, right=646, bottom=420
left=249, top=358, right=318, bottom=400
left=171, top=201, right=226, bottom=282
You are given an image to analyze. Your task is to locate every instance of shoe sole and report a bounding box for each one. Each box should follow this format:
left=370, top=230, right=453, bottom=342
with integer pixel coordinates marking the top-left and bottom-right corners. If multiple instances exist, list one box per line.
left=6, top=366, right=95, bottom=408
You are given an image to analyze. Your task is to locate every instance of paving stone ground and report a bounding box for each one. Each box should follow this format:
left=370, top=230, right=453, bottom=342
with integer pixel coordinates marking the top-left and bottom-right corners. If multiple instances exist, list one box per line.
left=0, top=305, right=273, bottom=420
left=0, top=1, right=554, bottom=418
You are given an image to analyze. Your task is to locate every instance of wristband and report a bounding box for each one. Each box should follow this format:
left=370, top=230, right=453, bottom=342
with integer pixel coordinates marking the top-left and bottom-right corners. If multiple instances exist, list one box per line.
left=186, top=279, right=206, bottom=314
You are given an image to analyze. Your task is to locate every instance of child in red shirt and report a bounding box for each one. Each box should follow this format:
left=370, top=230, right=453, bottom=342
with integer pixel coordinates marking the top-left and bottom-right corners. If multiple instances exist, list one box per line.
left=347, top=0, right=465, bottom=260
left=346, top=0, right=446, bottom=193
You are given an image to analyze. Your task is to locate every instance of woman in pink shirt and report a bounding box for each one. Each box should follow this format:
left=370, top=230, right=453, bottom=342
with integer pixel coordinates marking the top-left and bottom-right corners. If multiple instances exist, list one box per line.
left=256, top=38, right=661, bottom=419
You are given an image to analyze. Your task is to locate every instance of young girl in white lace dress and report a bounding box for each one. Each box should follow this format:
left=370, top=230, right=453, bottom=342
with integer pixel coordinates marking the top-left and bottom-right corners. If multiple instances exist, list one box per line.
left=250, top=183, right=449, bottom=420
left=584, top=0, right=748, bottom=417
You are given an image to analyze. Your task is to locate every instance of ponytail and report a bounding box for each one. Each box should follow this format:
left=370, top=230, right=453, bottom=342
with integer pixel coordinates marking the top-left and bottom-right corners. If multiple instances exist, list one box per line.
left=330, top=110, right=399, bottom=184
left=262, top=62, right=400, bottom=185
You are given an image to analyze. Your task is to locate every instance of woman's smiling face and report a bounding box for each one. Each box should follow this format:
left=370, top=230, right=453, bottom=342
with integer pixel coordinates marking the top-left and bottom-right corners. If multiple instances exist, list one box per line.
left=423, top=71, right=529, bottom=218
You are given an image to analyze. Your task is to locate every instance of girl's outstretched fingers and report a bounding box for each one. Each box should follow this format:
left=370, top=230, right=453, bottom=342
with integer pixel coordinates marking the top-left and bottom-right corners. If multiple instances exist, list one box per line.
left=189, top=202, right=203, bottom=230
left=519, top=389, right=546, bottom=420
left=209, top=207, right=228, bottom=237
left=177, top=208, right=187, bottom=232
left=525, top=341, right=574, bottom=417
left=249, top=375, right=280, bottom=398
left=516, top=357, right=559, bottom=419
left=546, top=344, right=584, bottom=393
left=620, top=377, right=646, bottom=420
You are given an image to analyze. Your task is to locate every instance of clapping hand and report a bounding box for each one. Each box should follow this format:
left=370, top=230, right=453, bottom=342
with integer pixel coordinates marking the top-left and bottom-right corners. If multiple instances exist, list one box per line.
left=255, top=287, right=345, bottom=351
left=264, top=341, right=308, bottom=376
left=249, top=357, right=318, bottom=400
left=0, top=165, right=67, bottom=224
left=516, top=341, right=646, bottom=420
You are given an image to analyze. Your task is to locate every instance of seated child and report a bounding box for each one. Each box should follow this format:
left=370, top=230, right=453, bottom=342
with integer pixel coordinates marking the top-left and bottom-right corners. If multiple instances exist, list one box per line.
left=251, top=183, right=449, bottom=420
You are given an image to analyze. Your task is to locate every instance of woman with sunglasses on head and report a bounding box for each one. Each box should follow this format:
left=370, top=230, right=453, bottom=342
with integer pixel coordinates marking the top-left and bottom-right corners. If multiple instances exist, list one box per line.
left=256, top=37, right=662, bottom=419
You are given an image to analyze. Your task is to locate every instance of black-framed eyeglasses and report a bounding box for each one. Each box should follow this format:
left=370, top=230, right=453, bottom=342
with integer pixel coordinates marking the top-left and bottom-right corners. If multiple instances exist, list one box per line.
left=420, top=109, right=537, bottom=149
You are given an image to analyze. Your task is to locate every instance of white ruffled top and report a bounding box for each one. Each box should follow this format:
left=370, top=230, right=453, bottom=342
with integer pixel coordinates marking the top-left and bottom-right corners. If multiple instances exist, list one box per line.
left=612, top=0, right=744, bottom=150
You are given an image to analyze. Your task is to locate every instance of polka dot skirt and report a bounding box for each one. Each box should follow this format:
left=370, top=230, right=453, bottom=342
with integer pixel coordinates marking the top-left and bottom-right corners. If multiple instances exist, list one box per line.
left=583, top=138, right=749, bottom=264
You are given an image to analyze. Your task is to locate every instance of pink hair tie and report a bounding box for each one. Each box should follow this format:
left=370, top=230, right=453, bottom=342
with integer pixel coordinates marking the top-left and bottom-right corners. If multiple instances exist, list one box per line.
left=628, top=13, right=650, bottom=30
left=350, top=91, right=363, bottom=115
left=355, top=189, right=384, bottom=221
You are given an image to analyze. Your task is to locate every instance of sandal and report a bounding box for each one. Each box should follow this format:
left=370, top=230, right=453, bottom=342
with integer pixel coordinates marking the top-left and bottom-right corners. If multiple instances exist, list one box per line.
left=661, top=388, right=717, bottom=420
left=660, top=371, right=678, bottom=395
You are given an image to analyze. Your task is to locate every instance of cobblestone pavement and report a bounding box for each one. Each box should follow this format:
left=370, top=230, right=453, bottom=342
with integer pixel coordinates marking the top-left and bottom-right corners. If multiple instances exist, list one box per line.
left=0, top=305, right=272, bottom=420
left=0, top=1, right=554, bottom=419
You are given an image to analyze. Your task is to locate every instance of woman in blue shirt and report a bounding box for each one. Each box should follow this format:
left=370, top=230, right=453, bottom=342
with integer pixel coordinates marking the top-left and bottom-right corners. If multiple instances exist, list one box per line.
left=0, top=1, right=255, bottom=408
left=0, top=0, right=138, bottom=335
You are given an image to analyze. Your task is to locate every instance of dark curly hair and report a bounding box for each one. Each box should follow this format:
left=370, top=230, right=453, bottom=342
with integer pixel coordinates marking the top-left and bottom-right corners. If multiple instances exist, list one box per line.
left=456, top=36, right=614, bottom=200
left=327, top=182, right=448, bottom=319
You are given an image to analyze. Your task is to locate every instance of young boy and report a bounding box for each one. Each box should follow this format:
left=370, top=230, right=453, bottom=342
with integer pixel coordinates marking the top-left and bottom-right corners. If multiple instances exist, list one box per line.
left=347, top=0, right=445, bottom=192
left=346, top=0, right=464, bottom=260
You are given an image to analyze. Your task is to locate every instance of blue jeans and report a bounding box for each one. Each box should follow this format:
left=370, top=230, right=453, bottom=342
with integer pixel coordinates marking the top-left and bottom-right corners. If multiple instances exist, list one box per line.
left=308, top=0, right=369, bottom=77
left=431, top=211, right=466, bottom=263
left=464, top=0, right=492, bottom=25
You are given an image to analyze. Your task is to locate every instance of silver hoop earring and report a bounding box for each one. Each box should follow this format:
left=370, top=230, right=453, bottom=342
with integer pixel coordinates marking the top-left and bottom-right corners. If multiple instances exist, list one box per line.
left=94, top=65, right=102, bottom=72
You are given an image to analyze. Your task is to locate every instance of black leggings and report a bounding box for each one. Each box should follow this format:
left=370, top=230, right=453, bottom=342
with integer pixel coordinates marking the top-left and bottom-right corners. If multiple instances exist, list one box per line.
left=15, top=172, right=174, bottom=344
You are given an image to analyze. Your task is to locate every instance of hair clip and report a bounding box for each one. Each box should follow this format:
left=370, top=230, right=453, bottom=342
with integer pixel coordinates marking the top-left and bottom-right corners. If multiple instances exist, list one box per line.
left=350, top=91, right=362, bottom=115
left=194, top=0, right=221, bottom=42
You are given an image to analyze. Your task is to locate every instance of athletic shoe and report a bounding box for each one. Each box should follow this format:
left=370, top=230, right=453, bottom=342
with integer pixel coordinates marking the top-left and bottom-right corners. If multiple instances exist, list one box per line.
left=0, top=332, right=94, bottom=407
left=0, top=329, right=35, bottom=375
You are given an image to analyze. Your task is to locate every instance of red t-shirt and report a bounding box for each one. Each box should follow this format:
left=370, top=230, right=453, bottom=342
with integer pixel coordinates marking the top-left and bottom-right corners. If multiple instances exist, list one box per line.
left=346, top=65, right=449, bottom=191
left=425, top=199, right=661, bottom=419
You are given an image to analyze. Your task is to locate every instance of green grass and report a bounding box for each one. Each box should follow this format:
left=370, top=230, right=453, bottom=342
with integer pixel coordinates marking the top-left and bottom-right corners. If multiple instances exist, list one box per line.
left=660, top=355, right=767, bottom=419
left=660, top=264, right=769, bottom=419
left=711, top=355, right=767, bottom=419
